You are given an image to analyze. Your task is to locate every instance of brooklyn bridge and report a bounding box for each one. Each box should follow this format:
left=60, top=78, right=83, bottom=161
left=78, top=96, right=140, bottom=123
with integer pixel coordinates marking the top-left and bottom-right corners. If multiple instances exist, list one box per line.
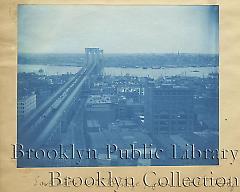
left=18, top=48, right=104, bottom=151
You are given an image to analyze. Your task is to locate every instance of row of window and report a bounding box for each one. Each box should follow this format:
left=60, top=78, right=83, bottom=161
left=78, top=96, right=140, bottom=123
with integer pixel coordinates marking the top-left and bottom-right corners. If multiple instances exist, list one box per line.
left=153, top=120, right=190, bottom=126
left=154, top=126, right=188, bottom=133
left=153, top=91, right=192, bottom=96
left=153, top=114, right=190, bottom=119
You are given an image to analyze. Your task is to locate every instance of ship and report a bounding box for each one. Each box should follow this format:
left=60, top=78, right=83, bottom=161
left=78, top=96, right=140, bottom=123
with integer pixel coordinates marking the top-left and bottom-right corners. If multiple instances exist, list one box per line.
left=151, top=66, right=161, bottom=69
left=38, top=68, right=44, bottom=73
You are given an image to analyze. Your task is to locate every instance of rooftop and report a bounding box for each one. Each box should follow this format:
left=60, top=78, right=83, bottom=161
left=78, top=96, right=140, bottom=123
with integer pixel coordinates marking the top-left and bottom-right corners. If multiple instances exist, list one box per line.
left=17, top=92, right=36, bottom=102
left=86, top=95, right=112, bottom=105
left=89, top=129, right=152, bottom=149
left=87, top=120, right=100, bottom=128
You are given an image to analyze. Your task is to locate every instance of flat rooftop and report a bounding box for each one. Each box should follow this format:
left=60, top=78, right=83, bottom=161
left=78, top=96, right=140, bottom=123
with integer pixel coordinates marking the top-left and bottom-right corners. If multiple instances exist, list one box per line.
left=89, top=130, right=152, bottom=149
left=86, top=95, right=112, bottom=105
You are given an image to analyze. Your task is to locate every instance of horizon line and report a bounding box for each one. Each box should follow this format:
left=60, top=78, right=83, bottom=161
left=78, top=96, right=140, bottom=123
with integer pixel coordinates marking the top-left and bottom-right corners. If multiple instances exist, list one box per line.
left=18, top=52, right=219, bottom=55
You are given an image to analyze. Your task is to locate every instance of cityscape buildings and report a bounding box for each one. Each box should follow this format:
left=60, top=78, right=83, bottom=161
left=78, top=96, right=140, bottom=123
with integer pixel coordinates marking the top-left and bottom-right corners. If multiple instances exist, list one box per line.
left=17, top=48, right=219, bottom=167
left=17, top=93, right=36, bottom=117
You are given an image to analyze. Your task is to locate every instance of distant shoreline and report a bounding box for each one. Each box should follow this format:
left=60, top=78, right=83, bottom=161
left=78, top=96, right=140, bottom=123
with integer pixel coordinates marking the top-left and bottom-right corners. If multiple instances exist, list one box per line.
left=18, top=63, right=218, bottom=69
left=18, top=53, right=219, bottom=68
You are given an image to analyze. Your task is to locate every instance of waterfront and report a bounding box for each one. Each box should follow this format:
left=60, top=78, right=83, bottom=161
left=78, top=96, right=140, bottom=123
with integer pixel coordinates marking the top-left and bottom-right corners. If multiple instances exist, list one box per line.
left=18, top=64, right=218, bottom=78
left=104, top=67, right=218, bottom=79
left=18, top=64, right=81, bottom=75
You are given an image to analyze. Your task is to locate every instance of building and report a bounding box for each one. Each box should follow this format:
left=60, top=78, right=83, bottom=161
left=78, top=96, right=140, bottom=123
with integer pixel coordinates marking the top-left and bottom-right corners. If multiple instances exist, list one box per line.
left=86, top=120, right=101, bottom=132
left=88, top=129, right=153, bottom=166
left=116, top=96, right=144, bottom=120
left=17, top=93, right=36, bottom=117
left=85, top=95, right=116, bottom=129
left=108, top=119, right=139, bottom=131
left=144, top=84, right=194, bottom=135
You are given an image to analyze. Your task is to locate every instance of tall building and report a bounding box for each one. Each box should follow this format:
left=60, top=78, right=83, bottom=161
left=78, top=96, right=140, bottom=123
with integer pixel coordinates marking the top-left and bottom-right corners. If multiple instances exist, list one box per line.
left=144, top=84, right=194, bottom=135
left=17, top=93, right=36, bottom=117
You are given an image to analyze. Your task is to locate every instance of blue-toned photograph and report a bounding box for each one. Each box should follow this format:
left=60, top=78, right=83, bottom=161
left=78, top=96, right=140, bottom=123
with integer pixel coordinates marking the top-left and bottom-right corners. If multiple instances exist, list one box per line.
left=17, top=5, right=219, bottom=167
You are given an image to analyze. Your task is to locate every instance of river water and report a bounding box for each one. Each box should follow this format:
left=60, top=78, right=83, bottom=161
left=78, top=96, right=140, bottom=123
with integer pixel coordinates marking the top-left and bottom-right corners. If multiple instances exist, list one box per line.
left=103, top=67, right=218, bottom=79
left=18, top=64, right=218, bottom=79
left=18, top=64, right=81, bottom=75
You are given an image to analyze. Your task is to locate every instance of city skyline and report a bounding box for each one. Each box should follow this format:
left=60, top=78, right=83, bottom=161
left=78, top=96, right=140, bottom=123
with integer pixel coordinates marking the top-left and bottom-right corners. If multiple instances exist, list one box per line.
left=18, top=5, right=219, bottom=54
left=17, top=47, right=219, bottom=167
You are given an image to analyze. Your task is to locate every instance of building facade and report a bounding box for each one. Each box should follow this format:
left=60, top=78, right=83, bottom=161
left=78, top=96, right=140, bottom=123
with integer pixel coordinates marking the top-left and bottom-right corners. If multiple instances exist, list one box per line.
left=144, top=84, right=194, bottom=135
left=85, top=95, right=116, bottom=129
left=17, top=93, right=36, bottom=117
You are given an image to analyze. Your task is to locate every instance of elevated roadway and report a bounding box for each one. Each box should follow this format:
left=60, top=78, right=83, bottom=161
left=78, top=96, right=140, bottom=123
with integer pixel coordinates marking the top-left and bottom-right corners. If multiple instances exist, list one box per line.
left=20, top=61, right=99, bottom=146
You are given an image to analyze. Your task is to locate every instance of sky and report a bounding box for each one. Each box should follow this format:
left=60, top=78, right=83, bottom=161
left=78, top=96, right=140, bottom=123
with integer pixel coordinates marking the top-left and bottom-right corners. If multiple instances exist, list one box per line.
left=18, top=5, right=219, bottom=54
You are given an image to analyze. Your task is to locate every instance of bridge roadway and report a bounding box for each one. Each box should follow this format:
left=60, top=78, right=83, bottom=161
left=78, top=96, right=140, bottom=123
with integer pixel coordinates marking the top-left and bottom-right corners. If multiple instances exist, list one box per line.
left=21, top=62, right=98, bottom=146
left=20, top=67, right=84, bottom=129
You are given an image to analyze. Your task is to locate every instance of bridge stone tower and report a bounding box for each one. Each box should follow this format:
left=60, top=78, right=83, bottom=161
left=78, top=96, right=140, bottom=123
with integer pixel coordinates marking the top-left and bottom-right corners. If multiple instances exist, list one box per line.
left=85, top=47, right=104, bottom=75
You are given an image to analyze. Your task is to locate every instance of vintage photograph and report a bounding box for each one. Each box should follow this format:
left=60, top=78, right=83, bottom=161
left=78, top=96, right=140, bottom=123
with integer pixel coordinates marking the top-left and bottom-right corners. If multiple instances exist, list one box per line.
left=17, top=5, right=219, bottom=167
